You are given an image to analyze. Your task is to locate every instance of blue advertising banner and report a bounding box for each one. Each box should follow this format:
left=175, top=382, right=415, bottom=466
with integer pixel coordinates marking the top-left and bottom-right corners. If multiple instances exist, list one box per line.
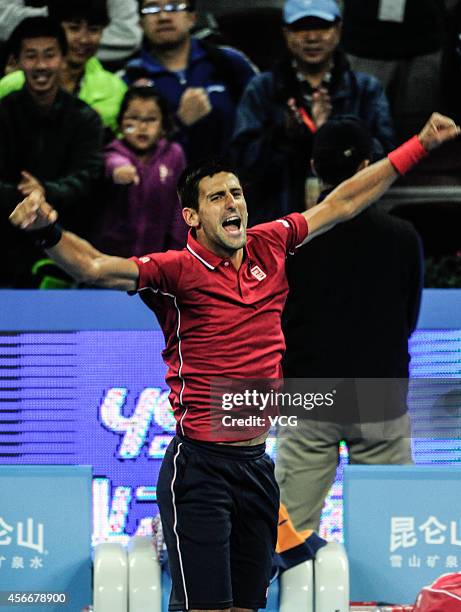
left=344, top=465, right=461, bottom=604
left=0, top=331, right=172, bottom=546
left=0, top=291, right=461, bottom=548
left=0, top=465, right=92, bottom=611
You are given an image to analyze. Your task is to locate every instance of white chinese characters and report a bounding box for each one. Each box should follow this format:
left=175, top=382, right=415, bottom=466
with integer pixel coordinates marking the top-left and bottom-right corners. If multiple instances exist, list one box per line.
left=0, top=517, right=45, bottom=571
left=389, top=515, right=461, bottom=570
left=390, top=515, right=461, bottom=552
left=0, top=517, right=44, bottom=554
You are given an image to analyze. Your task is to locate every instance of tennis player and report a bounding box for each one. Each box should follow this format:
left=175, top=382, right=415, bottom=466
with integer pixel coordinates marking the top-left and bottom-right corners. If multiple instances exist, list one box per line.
left=9, top=112, right=459, bottom=612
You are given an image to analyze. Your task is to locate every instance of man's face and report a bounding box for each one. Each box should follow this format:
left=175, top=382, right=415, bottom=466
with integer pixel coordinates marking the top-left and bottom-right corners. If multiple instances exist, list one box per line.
left=284, top=17, right=341, bottom=67
left=18, top=37, right=63, bottom=97
left=185, top=172, right=249, bottom=256
left=141, top=1, right=196, bottom=50
left=61, top=20, right=104, bottom=68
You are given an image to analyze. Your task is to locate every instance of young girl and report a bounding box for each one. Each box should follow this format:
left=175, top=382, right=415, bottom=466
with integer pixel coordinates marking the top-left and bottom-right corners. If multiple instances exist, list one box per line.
left=96, top=86, right=188, bottom=257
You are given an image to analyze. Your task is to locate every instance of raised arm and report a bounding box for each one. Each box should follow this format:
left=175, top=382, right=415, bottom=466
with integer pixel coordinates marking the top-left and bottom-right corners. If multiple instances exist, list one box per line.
left=302, top=113, right=460, bottom=242
left=9, top=190, right=139, bottom=291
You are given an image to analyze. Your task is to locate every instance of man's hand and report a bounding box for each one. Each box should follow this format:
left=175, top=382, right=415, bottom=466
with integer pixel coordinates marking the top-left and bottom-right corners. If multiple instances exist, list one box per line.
left=9, top=190, right=58, bottom=231
left=311, top=88, right=332, bottom=128
left=18, top=170, right=45, bottom=197
left=285, top=98, right=311, bottom=139
left=113, top=165, right=140, bottom=185
left=418, top=113, right=460, bottom=151
left=177, top=87, right=212, bottom=126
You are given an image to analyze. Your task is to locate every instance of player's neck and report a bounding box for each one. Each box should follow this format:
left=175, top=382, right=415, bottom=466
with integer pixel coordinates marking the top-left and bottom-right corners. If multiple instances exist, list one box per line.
left=212, top=244, right=244, bottom=271
left=228, top=249, right=244, bottom=270
left=196, top=233, right=244, bottom=271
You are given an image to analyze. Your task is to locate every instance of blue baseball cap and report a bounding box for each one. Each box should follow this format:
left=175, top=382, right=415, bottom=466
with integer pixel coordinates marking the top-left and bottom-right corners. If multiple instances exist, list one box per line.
left=284, top=0, right=341, bottom=25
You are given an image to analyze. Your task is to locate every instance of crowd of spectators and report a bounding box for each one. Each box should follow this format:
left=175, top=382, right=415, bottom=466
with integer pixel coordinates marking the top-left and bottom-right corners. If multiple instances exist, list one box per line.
left=1, top=0, right=460, bottom=287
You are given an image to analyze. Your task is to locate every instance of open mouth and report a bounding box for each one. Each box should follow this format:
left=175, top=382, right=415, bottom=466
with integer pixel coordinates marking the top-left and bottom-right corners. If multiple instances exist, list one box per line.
left=222, top=216, right=242, bottom=235
left=134, top=135, right=152, bottom=147
left=32, top=73, right=52, bottom=85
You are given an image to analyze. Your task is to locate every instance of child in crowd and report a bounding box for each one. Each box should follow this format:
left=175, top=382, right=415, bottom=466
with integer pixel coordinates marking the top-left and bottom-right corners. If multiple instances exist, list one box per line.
left=96, top=86, right=187, bottom=257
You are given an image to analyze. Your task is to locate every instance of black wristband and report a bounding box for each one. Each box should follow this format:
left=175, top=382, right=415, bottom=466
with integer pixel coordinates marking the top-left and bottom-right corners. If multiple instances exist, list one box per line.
left=29, top=222, right=63, bottom=249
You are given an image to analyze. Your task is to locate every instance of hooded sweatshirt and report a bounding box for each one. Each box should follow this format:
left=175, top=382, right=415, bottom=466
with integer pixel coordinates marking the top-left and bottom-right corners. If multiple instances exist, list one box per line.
left=98, top=137, right=187, bottom=257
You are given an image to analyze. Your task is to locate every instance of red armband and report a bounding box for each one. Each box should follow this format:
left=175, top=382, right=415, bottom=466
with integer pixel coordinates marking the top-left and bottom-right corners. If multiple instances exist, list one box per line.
left=387, top=135, right=428, bottom=175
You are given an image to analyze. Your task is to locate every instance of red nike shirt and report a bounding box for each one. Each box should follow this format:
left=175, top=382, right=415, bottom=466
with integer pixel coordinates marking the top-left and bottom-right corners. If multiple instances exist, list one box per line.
left=131, top=212, right=308, bottom=441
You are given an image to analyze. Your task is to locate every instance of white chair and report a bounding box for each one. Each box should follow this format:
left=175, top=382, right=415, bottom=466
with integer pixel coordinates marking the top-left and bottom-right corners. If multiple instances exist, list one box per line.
left=279, top=541, right=350, bottom=611
left=128, top=536, right=162, bottom=612
left=279, top=560, right=315, bottom=612
left=93, top=543, right=128, bottom=612
left=314, top=542, right=349, bottom=612
left=101, top=536, right=348, bottom=612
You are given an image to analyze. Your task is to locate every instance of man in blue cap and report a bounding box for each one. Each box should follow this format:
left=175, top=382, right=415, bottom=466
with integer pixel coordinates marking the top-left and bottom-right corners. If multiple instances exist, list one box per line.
left=231, top=0, right=396, bottom=224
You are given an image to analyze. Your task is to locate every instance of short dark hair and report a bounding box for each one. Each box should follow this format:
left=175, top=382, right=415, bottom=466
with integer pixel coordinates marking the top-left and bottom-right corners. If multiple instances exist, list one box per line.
left=118, top=86, right=175, bottom=138
left=8, top=16, right=68, bottom=58
left=312, top=116, right=372, bottom=185
left=48, top=0, right=110, bottom=27
left=177, top=159, right=239, bottom=210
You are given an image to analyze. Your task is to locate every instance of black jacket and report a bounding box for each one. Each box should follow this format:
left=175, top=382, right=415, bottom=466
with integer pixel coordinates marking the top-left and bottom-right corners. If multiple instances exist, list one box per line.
left=0, top=87, right=103, bottom=286
left=282, top=203, right=423, bottom=421
left=231, top=52, right=395, bottom=225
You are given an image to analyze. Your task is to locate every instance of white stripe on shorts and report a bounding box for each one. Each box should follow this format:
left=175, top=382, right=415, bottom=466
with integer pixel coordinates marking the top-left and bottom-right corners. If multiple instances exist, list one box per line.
left=171, top=441, right=189, bottom=609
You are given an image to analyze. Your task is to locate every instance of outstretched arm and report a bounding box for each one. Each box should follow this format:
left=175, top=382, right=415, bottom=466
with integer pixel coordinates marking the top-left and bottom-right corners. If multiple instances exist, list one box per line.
left=302, top=113, right=460, bottom=242
left=9, top=191, right=139, bottom=291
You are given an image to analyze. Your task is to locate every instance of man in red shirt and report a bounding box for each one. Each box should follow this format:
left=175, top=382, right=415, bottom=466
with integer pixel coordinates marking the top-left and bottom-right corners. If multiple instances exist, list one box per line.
left=9, top=113, right=459, bottom=612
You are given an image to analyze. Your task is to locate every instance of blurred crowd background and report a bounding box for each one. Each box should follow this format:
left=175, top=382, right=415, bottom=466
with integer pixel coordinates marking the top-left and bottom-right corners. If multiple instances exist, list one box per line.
left=0, top=0, right=460, bottom=289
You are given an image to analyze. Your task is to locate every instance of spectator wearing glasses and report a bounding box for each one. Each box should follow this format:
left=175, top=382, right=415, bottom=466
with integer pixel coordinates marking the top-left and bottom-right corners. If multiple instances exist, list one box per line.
left=231, top=0, right=395, bottom=224
left=95, top=86, right=187, bottom=257
left=0, top=0, right=127, bottom=133
left=123, top=0, right=258, bottom=162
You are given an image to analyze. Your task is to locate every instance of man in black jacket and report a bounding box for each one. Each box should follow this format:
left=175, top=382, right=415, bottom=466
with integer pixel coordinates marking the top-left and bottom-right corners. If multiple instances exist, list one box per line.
left=276, top=117, right=423, bottom=532
left=0, top=17, right=103, bottom=287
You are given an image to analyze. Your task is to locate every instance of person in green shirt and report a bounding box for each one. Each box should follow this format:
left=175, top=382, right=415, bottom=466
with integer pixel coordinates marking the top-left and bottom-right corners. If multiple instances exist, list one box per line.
left=0, top=0, right=126, bottom=133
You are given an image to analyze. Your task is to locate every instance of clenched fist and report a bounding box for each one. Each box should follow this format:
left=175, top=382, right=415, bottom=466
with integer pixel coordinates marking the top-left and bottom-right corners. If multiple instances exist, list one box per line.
left=18, top=170, right=45, bottom=197
left=113, top=165, right=140, bottom=185
left=9, top=189, right=57, bottom=231
left=177, top=87, right=212, bottom=126
left=418, top=113, right=460, bottom=151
